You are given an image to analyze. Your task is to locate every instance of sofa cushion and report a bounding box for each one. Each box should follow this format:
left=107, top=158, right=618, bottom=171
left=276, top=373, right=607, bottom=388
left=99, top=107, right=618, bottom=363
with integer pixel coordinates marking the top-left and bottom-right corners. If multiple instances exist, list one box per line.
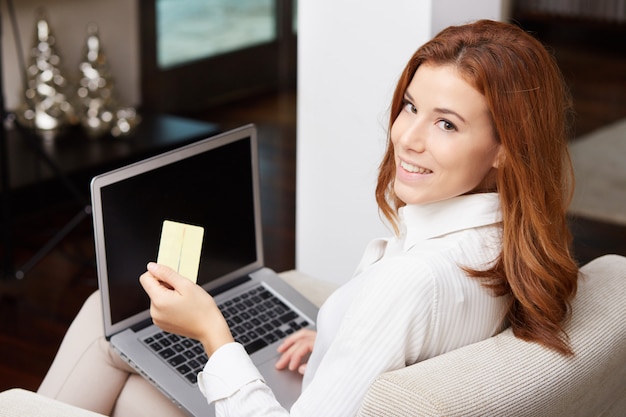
left=0, top=388, right=106, bottom=417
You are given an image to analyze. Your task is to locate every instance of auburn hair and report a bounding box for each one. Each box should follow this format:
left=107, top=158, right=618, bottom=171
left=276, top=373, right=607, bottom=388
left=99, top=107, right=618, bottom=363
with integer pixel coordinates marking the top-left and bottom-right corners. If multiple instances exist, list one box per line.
left=376, top=20, right=579, bottom=355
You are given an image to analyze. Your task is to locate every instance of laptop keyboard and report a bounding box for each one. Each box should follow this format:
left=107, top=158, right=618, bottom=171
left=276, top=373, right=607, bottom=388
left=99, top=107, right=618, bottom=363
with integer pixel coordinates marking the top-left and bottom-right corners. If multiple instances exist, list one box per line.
left=142, top=332, right=207, bottom=384
left=142, top=284, right=311, bottom=384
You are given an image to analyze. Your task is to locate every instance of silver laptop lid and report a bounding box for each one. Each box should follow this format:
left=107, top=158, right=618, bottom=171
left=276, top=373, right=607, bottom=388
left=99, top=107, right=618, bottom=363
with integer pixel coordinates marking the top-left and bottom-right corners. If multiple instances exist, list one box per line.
left=90, top=124, right=263, bottom=338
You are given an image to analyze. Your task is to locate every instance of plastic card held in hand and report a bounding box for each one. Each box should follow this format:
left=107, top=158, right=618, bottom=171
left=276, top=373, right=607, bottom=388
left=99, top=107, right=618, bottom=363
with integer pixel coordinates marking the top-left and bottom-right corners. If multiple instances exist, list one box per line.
left=157, top=220, right=204, bottom=283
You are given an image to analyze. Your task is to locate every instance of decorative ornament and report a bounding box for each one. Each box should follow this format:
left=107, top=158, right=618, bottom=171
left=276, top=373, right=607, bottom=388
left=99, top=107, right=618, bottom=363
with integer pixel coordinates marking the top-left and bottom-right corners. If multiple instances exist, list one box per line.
left=15, top=8, right=77, bottom=141
left=76, top=23, right=140, bottom=138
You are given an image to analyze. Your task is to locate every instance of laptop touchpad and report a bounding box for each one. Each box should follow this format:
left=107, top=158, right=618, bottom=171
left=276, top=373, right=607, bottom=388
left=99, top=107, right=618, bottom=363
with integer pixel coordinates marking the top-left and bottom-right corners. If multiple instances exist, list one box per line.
left=257, top=358, right=303, bottom=410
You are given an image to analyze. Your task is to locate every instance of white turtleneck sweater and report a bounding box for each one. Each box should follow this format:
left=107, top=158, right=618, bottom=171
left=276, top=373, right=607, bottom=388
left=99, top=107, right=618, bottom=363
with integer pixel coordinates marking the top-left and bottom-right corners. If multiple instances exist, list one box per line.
left=198, top=193, right=509, bottom=416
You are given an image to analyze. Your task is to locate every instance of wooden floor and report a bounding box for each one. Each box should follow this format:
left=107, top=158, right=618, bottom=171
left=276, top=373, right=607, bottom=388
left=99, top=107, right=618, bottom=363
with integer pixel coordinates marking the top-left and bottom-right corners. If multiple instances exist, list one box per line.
left=1, top=17, right=625, bottom=393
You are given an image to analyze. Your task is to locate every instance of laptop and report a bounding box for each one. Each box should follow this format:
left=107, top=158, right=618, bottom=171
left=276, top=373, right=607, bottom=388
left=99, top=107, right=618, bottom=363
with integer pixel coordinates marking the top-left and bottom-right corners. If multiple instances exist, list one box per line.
left=90, top=124, right=319, bottom=416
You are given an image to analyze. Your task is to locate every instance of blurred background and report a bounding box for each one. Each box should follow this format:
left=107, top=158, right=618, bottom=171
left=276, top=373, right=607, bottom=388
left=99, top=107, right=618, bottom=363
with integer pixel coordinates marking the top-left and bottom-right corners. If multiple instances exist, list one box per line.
left=0, top=0, right=625, bottom=393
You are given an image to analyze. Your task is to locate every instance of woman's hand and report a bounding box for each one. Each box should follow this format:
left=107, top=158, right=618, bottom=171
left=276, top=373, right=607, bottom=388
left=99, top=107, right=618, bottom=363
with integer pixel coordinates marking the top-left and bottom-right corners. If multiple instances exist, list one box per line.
left=139, top=262, right=234, bottom=356
left=275, top=329, right=317, bottom=375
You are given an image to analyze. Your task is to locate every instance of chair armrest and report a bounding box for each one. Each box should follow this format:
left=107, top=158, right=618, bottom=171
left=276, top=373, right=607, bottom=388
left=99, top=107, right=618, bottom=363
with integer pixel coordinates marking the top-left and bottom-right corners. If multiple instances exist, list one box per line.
left=0, top=389, right=107, bottom=417
left=278, top=269, right=338, bottom=308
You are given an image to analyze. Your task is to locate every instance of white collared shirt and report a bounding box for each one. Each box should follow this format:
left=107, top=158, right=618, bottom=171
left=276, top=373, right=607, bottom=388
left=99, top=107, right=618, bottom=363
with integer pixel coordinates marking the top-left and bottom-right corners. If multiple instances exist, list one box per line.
left=199, top=193, right=508, bottom=416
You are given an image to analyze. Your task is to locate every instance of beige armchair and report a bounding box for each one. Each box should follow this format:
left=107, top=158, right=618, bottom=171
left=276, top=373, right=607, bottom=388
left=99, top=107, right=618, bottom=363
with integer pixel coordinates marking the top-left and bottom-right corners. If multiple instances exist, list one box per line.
left=2, top=255, right=624, bottom=416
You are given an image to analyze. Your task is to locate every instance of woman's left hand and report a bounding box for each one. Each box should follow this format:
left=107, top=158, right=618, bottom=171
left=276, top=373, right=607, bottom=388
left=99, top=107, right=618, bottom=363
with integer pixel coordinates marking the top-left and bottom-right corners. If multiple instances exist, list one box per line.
left=275, top=329, right=316, bottom=375
left=139, top=262, right=234, bottom=356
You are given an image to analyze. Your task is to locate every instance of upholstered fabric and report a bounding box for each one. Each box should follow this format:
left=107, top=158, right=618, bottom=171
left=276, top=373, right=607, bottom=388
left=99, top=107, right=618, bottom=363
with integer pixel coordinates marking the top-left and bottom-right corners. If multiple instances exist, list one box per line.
left=0, top=388, right=106, bottom=417
left=279, top=269, right=338, bottom=308
left=357, top=254, right=626, bottom=417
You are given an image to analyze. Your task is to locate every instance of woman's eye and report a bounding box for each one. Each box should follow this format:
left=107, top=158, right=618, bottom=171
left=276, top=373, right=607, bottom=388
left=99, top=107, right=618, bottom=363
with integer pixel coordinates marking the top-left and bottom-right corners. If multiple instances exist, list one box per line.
left=403, top=101, right=417, bottom=114
left=436, top=119, right=456, bottom=131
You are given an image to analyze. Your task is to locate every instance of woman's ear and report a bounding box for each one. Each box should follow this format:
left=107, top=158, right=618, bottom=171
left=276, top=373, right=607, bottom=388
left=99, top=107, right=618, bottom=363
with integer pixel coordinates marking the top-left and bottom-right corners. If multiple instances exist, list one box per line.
left=492, top=145, right=505, bottom=169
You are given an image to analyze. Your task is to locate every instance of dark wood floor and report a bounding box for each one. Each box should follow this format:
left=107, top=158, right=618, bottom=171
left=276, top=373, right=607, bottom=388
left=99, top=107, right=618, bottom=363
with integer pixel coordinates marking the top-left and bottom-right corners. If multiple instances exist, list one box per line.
left=1, top=17, right=625, bottom=394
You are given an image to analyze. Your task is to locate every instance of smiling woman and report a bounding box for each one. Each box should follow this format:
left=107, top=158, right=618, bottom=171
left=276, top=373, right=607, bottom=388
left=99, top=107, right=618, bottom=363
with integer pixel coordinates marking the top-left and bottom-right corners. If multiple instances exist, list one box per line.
left=391, top=64, right=501, bottom=206
left=377, top=19, right=578, bottom=356
left=36, top=19, right=580, bottom=417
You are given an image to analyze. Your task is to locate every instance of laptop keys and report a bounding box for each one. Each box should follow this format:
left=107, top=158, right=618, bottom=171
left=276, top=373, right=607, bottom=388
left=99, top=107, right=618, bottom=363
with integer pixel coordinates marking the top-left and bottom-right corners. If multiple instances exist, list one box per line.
left=218, top=285, right=310, bottom=355
left=142, top=284, right=310, bottom=384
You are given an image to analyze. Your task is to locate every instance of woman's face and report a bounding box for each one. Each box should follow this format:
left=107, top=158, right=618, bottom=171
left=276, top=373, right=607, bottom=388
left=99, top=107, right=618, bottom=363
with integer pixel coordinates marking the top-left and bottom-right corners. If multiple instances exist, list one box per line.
left=391, top=63, right=501, bottom=206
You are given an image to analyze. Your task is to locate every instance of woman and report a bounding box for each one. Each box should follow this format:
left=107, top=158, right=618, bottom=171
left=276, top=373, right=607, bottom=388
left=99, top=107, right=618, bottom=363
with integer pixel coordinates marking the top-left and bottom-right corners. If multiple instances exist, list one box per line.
left=39, top=19, right=578, bottom=416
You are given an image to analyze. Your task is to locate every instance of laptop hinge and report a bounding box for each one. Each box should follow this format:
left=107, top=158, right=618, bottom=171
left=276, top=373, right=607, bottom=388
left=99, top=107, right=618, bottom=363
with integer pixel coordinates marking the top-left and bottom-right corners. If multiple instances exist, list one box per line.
left=209, top=275, right=251, bottom=297
left=130, top=317, right=153, bottom=333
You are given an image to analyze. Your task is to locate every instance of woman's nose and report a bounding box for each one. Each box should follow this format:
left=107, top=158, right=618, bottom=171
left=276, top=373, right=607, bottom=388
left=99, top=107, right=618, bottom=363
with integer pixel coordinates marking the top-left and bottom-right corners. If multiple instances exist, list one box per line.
left=397, top=119, right=426, bottom=152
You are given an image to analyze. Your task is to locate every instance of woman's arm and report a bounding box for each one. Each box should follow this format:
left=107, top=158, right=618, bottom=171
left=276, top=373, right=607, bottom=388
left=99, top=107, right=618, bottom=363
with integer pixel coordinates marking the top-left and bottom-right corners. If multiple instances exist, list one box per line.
left=140, top=259, right=437, bottom=417
left=140, top=263, right=293, bottom=416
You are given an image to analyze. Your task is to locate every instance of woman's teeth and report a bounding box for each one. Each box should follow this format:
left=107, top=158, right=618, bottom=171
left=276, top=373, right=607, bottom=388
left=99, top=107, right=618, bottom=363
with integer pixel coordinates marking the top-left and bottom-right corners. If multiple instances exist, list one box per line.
left=400, top=160, right=432, bottom=174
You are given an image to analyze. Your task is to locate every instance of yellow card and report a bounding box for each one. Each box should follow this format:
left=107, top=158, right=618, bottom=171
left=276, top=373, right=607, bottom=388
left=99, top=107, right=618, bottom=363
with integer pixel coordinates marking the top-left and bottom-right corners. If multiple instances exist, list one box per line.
left=157, top=220, right=204, bottom=283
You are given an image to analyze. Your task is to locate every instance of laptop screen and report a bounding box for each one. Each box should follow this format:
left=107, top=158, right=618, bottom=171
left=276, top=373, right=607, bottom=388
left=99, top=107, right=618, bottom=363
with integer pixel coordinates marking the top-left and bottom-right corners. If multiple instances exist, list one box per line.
left=92, top=127, right=262, bottom=331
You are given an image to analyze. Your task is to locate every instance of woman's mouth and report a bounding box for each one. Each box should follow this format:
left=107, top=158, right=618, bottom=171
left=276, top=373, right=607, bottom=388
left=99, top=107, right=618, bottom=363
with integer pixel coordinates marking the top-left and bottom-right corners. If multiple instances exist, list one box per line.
left=400, top=160, right=432, bottom=174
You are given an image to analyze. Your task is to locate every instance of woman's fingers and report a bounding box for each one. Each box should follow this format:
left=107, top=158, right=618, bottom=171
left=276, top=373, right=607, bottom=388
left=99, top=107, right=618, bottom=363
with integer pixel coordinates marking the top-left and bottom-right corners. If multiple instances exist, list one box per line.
left=276, top=342, right=309, bottom=370
left=275, top=329, right=316, bottom=372
left=277, top=328, right=316, bottom=352
left=139, top=262, right=234, bottom=356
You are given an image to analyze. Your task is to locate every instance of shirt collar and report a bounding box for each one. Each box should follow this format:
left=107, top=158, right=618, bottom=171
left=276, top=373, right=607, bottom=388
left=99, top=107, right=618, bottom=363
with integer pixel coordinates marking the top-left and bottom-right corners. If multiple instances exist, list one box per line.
left=399, top=193, right=502, bottom=250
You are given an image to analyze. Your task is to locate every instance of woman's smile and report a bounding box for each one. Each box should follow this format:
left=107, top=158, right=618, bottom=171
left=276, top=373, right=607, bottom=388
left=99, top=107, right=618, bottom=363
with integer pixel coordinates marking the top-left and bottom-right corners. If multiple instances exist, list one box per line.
left=399, top=160, right=433, bottom=175
left=390, top=63, right=501, bottom=206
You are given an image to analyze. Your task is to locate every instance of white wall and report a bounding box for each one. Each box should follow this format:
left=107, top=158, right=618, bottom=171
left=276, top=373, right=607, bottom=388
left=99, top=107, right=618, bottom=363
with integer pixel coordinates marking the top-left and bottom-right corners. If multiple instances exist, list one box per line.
left=296, top=0, right=510, bottom=285
left=1, top=0, right=140, bottom=111
left=432, top=0, right=511, bottom=36
left=296, top=0, right=431, bottom=285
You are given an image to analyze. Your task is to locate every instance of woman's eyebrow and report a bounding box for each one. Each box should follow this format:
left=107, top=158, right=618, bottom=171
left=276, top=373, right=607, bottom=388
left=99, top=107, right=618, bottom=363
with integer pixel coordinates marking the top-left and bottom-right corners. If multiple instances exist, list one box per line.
left=433, top=107, right=466, bottom=123
left=405, top=90, right=466, bottom=123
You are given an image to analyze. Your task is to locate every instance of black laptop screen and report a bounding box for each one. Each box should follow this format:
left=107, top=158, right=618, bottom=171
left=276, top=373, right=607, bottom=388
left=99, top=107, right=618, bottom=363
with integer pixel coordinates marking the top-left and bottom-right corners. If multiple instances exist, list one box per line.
left=99, top=136, right=258, bottom=325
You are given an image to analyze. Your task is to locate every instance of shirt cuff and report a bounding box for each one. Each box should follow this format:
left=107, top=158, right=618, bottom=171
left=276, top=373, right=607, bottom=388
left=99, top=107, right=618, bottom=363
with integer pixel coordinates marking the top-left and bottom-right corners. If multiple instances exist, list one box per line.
left=197, top=342, right=264, bottom=403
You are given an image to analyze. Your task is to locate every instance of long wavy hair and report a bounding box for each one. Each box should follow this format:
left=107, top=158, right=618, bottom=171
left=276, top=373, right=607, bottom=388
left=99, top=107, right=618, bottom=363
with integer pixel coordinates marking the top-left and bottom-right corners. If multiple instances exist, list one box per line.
left=376, top=20, right=579, bottom=355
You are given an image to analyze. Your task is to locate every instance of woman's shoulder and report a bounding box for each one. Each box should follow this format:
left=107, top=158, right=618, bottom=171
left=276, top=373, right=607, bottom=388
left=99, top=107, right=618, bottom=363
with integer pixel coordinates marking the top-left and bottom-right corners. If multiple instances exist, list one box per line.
left=358, top=239, right=496, bottom=302
left=354, top=253, right=441, bottom=303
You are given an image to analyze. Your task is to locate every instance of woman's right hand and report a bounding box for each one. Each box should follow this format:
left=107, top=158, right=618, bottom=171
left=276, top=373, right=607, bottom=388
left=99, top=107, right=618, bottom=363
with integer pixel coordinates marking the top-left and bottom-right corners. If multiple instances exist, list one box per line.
left=275, top=329, right=317, bottom=375
left=139, top=262, right=234, bottom=356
